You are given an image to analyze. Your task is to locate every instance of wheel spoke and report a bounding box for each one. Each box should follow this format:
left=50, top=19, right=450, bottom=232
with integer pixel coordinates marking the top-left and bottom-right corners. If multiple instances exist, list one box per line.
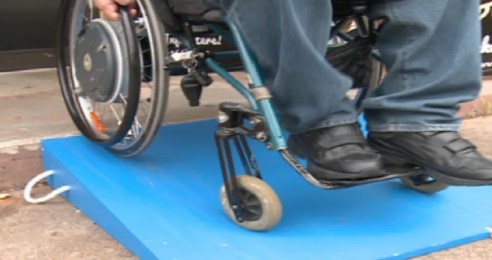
left=87, top=0, right=94, bottom=21
left=237, top=189, right=263, bottom=220
left=59, top=0, right=166, bottom=155
left=243, top=199, right=261, bottom=207
left=142, top=75, right=152, bottom=82
left=244, top=191, right=257, bottom=202
left=109, top=104, right=123, bottom=125
left=244, top=206, right=262, bottom=216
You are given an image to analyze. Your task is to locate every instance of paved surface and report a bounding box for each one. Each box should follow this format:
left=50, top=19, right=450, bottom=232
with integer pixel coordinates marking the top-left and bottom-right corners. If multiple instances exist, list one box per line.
left=0, top=69, right=492, bottom=259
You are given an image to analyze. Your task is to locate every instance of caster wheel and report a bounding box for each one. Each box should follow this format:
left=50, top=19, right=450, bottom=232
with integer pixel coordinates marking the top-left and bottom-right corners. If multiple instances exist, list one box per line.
left=220, top=175, right=282, bottom=231
left=400, top=174, right=449, bottom=194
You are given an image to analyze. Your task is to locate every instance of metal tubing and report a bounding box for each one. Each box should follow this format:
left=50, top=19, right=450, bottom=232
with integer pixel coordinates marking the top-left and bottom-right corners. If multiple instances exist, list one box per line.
left=213, top=51, right=240, bottom=60
left=224, top=17, right=287, bottom=150
left=233, top=135, right=252, bottom=176
left=238, top=135, right=262, bottom=179
left=204, top=58, right=258, bottom=111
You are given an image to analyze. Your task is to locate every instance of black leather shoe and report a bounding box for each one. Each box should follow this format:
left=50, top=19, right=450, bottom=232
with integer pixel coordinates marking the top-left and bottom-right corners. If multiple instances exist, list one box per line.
left=288, top=123, right=386, bottom=180
left=368, top=131, right=492, bottom=186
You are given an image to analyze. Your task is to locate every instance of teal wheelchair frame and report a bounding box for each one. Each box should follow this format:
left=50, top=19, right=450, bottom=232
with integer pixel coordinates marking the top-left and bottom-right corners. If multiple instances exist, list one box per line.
left=56, top=0, right=448, bottom=231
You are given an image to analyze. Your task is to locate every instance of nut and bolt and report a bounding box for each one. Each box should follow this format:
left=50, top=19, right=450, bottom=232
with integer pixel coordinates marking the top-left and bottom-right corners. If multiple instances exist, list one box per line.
left=255, top=132, right=267, bottom=141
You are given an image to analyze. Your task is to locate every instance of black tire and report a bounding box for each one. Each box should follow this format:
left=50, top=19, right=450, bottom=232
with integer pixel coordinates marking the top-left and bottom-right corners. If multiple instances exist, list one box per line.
left=111, top=0, right=169, bottom=156
left=354, top=56, right=384, bottom=109
left=400, top=175, right=449, bottom=194
left=326, top=20, right=384, bottom=109
left=56, top=0, right=169, bottom=157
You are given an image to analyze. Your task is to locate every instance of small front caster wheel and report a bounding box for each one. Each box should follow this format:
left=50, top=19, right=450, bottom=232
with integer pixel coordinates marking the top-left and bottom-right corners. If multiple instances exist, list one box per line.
left=220, top=175, right=282, bottom=231
left=400, top=174, right=449, bottom=194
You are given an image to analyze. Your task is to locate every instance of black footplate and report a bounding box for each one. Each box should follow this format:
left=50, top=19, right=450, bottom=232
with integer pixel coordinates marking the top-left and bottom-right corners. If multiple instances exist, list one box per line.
left=280, top=149, right=422, bottom=189
left=318, top=170, right=413, bottom=188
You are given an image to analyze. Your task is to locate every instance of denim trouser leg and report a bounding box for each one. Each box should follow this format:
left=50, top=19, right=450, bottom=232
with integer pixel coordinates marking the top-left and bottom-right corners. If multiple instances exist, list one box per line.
left=210, top=0, right=482, bottom=133
left=364, top=0, right=483, bottom=132
left=222, top=0, right=358, bottom=134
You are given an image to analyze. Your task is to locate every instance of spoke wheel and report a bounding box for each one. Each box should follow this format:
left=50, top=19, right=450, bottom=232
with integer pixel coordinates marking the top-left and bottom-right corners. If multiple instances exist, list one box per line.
left=327, top=20, right=384, bottom=110
left=220, top=175, right=282, bottom=231
left=401, top=174, right=449, bottom=194
left=56, top=0, right=168, bottom=156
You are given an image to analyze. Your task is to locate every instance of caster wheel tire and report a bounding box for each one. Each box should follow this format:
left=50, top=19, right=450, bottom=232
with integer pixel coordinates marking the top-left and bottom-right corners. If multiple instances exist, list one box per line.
left=400, top=174, right=449, bottom=194
left=220, top=175, right=282, bottom=231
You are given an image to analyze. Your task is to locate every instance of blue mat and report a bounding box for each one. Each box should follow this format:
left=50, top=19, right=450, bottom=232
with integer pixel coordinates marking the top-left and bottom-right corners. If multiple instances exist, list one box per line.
left=42, top=120, right=492, bottom=260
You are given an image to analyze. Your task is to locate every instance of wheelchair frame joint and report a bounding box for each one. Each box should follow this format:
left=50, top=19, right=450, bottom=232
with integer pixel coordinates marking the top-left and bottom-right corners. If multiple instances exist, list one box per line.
left=218, top=102, right=268, bottom=142
left=250, top=87, right=272, bottom=101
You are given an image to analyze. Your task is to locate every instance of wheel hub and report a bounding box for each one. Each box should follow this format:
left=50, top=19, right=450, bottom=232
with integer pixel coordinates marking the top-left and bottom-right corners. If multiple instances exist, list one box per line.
left=238, top=188, right=262, bottom=221
left=74, top=19, right=122, bottom=102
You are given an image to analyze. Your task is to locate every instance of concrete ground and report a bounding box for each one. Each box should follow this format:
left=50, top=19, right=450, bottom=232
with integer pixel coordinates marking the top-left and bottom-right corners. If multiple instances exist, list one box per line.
left=0, top=69, right=492, bottom=259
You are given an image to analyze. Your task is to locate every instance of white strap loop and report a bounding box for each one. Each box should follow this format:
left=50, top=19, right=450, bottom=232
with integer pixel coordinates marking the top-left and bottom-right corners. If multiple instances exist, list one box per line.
left=23, top=170, right=70, bottom=204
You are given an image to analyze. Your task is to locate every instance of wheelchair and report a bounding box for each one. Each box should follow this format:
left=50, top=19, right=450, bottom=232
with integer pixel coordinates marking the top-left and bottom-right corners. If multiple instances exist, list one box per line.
left=56, top=0, right=449, bottom=231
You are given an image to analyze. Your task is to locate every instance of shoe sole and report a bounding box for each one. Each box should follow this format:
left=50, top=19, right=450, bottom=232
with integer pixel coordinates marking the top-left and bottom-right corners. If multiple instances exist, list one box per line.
left=370, top=141, right=492, bottom=186
left=307, top=161, right=388, bottom=180
left=424, top=168, right=492, bottom=186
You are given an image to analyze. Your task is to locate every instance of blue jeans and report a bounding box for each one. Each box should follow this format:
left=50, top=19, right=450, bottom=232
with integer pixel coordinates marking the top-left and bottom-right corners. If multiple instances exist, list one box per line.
left=210, top=0, right=482, bottom=133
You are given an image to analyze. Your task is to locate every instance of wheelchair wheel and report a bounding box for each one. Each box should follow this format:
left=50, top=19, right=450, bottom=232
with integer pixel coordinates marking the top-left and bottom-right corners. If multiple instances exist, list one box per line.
left=327, top=22, right=384, bottom=109
left=220, top=175, right=282, bottom=231
left=400, top=174, right=449, bottom=194
left=354, top=56, right=384, bottom=109
left=56, top=0, right=168, bottom=156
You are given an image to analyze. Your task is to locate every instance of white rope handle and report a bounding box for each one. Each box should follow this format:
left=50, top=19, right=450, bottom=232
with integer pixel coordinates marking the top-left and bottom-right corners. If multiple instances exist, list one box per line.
left=23, top=170, right=70, bottom=204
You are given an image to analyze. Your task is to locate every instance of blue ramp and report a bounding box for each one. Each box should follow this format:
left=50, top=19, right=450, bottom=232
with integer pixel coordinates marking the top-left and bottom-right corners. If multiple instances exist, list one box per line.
left=42, top=120, right=492, bottom=260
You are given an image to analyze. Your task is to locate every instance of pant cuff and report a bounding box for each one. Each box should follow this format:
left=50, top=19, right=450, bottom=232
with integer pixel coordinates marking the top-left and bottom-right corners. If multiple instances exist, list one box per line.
left=368, top=124, right=461, bottom=132
left=292, top=117, right=359, bottom=134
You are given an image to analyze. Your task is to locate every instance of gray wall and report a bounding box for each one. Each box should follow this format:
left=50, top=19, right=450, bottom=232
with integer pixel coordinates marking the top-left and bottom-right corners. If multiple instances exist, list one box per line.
left=0, top=0, right=61, bottom=71
left=0, top=1, right=491, bottom=74
left=482, top=0, right=492, bottom=75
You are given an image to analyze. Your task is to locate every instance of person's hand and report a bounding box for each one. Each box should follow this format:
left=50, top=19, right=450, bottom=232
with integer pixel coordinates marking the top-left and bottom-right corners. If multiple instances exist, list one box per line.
left=94, top=0, right=137, bottom=20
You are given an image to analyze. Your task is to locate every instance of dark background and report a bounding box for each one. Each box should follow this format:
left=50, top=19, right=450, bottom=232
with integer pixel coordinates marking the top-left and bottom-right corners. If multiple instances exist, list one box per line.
left=482, top=0, right=492, bottom=75
left=0, top=0, right=491, bottom=74
left=0, top=0, right=61, bottom=71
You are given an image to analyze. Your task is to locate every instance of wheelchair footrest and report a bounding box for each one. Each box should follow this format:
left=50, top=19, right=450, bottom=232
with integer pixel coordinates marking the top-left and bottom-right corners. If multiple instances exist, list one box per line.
left=280, top=149, right=421, bottom=189
left=318, top=169, right=413, bottom=188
